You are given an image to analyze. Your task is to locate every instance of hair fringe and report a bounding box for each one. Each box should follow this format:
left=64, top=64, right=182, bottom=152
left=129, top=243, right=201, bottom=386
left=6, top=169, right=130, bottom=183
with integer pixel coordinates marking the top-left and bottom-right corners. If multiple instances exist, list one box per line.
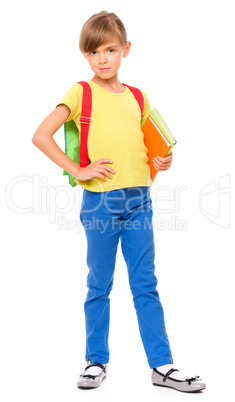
left=79, top=11, right=127, bottom=53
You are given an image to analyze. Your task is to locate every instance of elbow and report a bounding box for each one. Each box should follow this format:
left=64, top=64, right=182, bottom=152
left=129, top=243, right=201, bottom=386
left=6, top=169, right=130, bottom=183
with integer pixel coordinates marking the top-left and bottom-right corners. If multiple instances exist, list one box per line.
left=32, top=133, right=40, bottom=147
left=32, top=135, right=45, bottom=151
left=31, top=134, right=37, bottom=145
left=32, top=130, right=45, bottom=148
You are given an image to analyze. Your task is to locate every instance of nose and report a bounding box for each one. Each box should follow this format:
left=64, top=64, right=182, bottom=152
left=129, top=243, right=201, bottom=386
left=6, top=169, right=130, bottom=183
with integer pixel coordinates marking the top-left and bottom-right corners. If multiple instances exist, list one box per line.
left=98, top=52, right=107, bottom=64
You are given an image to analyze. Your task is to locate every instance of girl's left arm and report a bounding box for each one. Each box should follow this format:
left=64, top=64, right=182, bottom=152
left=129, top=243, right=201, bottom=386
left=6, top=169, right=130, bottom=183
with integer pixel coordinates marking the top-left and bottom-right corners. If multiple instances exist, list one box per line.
left=153, top=152, right=173, bottom=171
left=141, top=92, right=173, bottom=172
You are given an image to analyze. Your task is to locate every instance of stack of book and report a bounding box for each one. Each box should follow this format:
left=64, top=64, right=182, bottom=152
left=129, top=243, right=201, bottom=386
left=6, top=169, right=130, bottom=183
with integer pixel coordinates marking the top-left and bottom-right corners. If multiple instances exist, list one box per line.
left=142, top=108, right=177, bottom=181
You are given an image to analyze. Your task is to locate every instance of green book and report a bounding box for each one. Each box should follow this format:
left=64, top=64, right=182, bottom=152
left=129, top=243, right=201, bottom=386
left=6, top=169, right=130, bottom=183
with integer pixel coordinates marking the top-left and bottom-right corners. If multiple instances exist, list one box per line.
left=150, top=108, right=177, bottom=155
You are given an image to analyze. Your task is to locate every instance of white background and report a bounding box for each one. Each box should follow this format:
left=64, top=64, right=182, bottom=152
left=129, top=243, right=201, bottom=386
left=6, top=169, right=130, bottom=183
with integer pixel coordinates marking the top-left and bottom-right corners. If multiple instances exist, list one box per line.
left=1, top=0, right=234, bottom=401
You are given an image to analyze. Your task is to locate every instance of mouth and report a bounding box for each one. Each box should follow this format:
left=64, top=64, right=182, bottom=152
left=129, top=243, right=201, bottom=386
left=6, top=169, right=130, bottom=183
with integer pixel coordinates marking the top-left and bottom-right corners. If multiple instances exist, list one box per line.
left=99, top=68, right=110, bottom=71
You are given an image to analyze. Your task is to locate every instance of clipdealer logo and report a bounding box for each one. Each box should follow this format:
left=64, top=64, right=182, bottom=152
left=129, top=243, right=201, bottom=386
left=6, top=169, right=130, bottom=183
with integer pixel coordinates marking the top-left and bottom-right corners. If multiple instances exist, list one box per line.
left=5, top=174, right=81, bottom=224
left=199, top=174, right=230, bottom=229
left=5, top=173, right=231, bottom=232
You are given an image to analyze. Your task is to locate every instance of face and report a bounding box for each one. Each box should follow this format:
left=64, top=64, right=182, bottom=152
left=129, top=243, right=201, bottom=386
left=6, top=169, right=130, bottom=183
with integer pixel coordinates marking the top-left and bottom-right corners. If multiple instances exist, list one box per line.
left=84, top=36, right=131, bottom=80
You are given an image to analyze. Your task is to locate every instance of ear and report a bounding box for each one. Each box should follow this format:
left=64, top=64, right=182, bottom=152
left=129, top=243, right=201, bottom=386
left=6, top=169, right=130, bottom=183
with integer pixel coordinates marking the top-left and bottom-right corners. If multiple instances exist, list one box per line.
left=123, top=41, right=131, bottom=58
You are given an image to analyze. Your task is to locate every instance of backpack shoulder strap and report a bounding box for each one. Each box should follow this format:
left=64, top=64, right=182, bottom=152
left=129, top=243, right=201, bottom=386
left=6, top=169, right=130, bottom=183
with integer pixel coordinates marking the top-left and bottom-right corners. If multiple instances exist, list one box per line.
left=122, top=84, right=144, bottom=117
left=75, top=81, right=143, bottom=169
left=78, top=81, right=92, bottom=167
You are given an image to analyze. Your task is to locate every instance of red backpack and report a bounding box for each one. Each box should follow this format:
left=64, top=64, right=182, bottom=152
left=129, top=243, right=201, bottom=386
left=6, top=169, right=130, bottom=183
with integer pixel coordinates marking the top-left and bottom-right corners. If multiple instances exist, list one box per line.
left=63, top=81, right=144, bottom=187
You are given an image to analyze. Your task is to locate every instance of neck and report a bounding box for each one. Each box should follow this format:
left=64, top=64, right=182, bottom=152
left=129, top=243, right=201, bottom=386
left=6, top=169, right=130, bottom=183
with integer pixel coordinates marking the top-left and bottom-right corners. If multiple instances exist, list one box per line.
left=90, top=74, right=125, bottom=93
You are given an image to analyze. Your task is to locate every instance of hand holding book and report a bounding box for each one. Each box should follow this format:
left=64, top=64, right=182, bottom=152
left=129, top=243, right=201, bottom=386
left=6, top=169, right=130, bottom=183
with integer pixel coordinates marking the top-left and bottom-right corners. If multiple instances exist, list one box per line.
left=153, top=152, right=173, bottom=172
left=142, top=108, right=177, bottom=181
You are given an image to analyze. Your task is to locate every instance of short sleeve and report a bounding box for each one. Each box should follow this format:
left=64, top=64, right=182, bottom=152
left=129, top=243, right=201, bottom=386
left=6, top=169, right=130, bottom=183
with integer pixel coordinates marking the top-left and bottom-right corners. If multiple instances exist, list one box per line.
left=141, top=91, right=151, bottom=128
left=56, top=83, right=83, bottom=123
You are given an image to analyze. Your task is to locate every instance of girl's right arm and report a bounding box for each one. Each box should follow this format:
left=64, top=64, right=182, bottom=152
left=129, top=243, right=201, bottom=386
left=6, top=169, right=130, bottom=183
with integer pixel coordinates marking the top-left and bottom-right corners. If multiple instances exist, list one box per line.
left=32, top=104, right=115, bottom=181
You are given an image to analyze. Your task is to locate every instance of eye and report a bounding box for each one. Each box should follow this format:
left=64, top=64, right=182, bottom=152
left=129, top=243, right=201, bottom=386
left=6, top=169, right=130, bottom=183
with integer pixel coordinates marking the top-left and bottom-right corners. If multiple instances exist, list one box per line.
left=90, top=50, right=97, bottom=56
left=108, top=49, right=115, bottom=54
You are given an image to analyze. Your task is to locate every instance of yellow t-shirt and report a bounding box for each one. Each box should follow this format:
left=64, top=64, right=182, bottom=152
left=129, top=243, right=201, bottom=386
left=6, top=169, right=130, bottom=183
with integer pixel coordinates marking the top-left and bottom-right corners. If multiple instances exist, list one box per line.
left=57, top=80, right=152, bottom=192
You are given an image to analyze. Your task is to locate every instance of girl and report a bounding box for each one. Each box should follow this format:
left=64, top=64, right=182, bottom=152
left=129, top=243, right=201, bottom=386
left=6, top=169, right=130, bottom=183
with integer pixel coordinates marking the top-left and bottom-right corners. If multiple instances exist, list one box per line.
left=32, top=11, right=206, bottom=393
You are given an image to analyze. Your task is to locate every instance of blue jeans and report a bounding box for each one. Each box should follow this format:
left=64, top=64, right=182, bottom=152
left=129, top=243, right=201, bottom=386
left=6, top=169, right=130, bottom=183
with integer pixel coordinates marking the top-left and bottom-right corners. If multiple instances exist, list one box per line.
left=79, top=186, right=173, bottom=369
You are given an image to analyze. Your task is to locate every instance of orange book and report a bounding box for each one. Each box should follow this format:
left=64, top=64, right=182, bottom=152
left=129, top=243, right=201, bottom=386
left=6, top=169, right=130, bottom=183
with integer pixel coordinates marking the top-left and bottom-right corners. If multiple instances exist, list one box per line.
left=142, top=114, right=173, bottom=182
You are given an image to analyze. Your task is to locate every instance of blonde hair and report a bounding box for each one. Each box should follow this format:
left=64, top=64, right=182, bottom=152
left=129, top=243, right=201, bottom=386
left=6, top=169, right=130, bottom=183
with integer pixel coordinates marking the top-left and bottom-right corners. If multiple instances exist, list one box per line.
left=79, top=11, right=127, bottom=53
